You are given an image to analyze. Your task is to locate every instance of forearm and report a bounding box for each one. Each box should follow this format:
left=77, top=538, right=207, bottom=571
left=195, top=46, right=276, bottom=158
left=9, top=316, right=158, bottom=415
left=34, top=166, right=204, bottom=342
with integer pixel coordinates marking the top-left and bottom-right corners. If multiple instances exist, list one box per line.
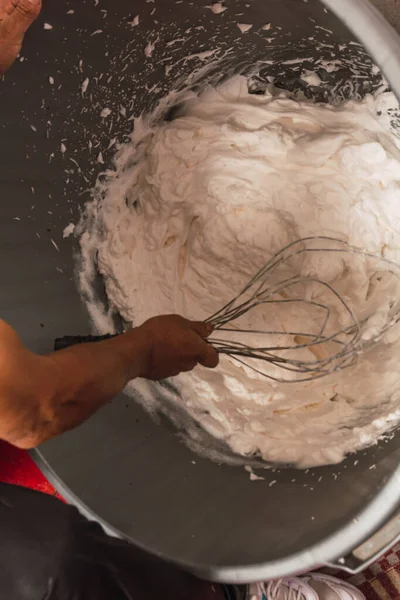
left=44, top=331, right=149, bottom=433
left=0, top=329, right=150, bottom=449
left=0, top=315, right=217, bottom=449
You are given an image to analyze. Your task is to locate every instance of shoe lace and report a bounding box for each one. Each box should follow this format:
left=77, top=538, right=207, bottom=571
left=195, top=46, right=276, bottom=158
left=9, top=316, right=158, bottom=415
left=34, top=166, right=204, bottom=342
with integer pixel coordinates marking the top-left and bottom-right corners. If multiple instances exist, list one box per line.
left=253, top=579, right=304, bottom=600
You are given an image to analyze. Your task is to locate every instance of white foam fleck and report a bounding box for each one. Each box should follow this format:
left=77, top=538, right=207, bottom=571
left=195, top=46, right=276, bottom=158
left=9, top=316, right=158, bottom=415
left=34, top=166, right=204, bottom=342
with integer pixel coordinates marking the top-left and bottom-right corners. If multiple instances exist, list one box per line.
left=237, top=23, right=253, bottom=33
left=206, top=2, right=227, bottom=14
left=301, top=70, right=323, bottom=86
left=250, top=472, right=265, bottom=481
left=81, top=78, right=90, bottom=95
left=51, top=239, right=60, bottom=252
left=144, top=40, right=157, bottom=57
left=63, top=223, right=75, bottom=238
left=129, top=15, right=139, bottom=27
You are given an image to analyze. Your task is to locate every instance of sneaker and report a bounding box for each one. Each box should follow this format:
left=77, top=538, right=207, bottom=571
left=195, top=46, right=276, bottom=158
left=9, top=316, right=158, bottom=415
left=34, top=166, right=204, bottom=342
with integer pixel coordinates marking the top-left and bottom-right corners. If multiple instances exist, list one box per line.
left=246, top=573, right=365, bottom=600
left=302, top=573, right=365, bottom=600
left=247, top=577, right=319, bottom=599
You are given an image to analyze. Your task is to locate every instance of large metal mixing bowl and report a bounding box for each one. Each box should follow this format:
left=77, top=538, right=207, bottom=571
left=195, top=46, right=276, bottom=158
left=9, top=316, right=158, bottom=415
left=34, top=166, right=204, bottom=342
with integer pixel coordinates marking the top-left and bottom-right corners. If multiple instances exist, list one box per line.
left=2, top=0, right=400, bottom=584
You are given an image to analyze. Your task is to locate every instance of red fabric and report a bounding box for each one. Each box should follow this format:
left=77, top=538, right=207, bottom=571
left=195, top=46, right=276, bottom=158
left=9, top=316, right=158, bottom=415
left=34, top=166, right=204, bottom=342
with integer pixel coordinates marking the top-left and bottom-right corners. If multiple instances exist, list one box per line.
left=328, top=549, right=400, bottom=599
left=0, top=440, right=62, bottom=499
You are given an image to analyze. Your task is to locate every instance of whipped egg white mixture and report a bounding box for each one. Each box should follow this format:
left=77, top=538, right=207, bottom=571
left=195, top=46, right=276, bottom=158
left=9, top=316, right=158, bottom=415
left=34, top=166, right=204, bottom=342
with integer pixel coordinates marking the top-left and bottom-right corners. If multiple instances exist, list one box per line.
left=80, top=76, right=400, bottom=468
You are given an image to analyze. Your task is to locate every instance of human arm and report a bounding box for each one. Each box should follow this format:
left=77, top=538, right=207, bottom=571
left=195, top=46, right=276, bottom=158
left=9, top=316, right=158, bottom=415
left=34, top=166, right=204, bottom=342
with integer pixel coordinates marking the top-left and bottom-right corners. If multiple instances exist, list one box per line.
left=0, top=316, right=218, bottom=449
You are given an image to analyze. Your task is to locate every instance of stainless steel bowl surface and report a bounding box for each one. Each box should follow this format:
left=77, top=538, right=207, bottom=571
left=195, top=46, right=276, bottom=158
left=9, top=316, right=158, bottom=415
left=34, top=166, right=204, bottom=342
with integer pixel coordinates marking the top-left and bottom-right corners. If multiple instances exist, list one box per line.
left=1, top=0, right=400, bottom=583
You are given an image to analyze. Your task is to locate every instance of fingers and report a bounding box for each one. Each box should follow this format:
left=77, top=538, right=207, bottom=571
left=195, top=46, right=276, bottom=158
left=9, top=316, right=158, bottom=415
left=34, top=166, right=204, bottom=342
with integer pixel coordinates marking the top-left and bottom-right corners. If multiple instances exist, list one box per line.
left=190, top=320, right=213, bottom=338
left=0, top=0, right=42, bottom=75
left=181, top=358, right=199, bottom=373
left=14, top=0, right=42, bottom=23
left=189, top=320, right=218, bottom=369
left=138, top=315, right=219, bottom=378
left=8, top=0, right=41, bottom=34
left=198, top=343, right=219, bottom=369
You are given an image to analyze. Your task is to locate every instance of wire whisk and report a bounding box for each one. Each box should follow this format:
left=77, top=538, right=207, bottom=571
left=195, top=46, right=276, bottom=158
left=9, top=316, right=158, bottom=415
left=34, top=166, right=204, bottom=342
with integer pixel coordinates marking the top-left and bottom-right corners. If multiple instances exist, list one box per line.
left=206, top=236, right=400, bottom=383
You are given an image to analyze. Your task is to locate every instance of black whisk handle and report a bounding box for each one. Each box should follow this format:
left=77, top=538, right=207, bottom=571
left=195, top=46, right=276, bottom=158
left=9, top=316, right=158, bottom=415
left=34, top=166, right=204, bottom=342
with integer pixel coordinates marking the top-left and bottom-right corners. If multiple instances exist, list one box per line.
left=54, top=334, right=118, bottom=351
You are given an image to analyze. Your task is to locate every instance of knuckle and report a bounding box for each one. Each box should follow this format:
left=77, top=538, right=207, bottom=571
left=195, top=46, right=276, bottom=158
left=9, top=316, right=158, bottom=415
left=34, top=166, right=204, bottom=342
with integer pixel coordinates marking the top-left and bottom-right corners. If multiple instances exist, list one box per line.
left=18, top=0, right=42, bottom=18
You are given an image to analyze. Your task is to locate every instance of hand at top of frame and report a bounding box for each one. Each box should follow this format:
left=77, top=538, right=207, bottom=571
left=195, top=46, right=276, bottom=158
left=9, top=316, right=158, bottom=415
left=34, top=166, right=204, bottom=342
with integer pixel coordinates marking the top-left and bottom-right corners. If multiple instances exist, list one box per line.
left=0, top=0, right=41, bottom=74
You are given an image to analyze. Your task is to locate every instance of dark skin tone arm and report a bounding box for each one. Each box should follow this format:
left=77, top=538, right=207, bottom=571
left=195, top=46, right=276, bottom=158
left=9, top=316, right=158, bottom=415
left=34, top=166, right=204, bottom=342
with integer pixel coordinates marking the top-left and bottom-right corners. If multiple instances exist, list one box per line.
left=0, top=5, right=220, bottom=450
left=0, top=316, right=219, bottom=449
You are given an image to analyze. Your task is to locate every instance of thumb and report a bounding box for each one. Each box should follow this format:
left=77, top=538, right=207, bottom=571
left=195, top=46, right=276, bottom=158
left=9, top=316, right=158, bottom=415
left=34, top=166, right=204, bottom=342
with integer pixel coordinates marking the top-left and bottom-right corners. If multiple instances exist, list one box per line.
left=198, top=343, right=219, bottom=369
left=9, top=0, right=42, bottom=34
left=190, top=320, right=213, bottom=339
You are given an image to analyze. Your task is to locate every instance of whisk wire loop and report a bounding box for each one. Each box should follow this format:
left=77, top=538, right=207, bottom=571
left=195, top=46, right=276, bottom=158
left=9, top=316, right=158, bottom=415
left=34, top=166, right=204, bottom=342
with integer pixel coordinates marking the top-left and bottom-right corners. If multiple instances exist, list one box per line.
left=205, top=237, right=400, bottom=383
